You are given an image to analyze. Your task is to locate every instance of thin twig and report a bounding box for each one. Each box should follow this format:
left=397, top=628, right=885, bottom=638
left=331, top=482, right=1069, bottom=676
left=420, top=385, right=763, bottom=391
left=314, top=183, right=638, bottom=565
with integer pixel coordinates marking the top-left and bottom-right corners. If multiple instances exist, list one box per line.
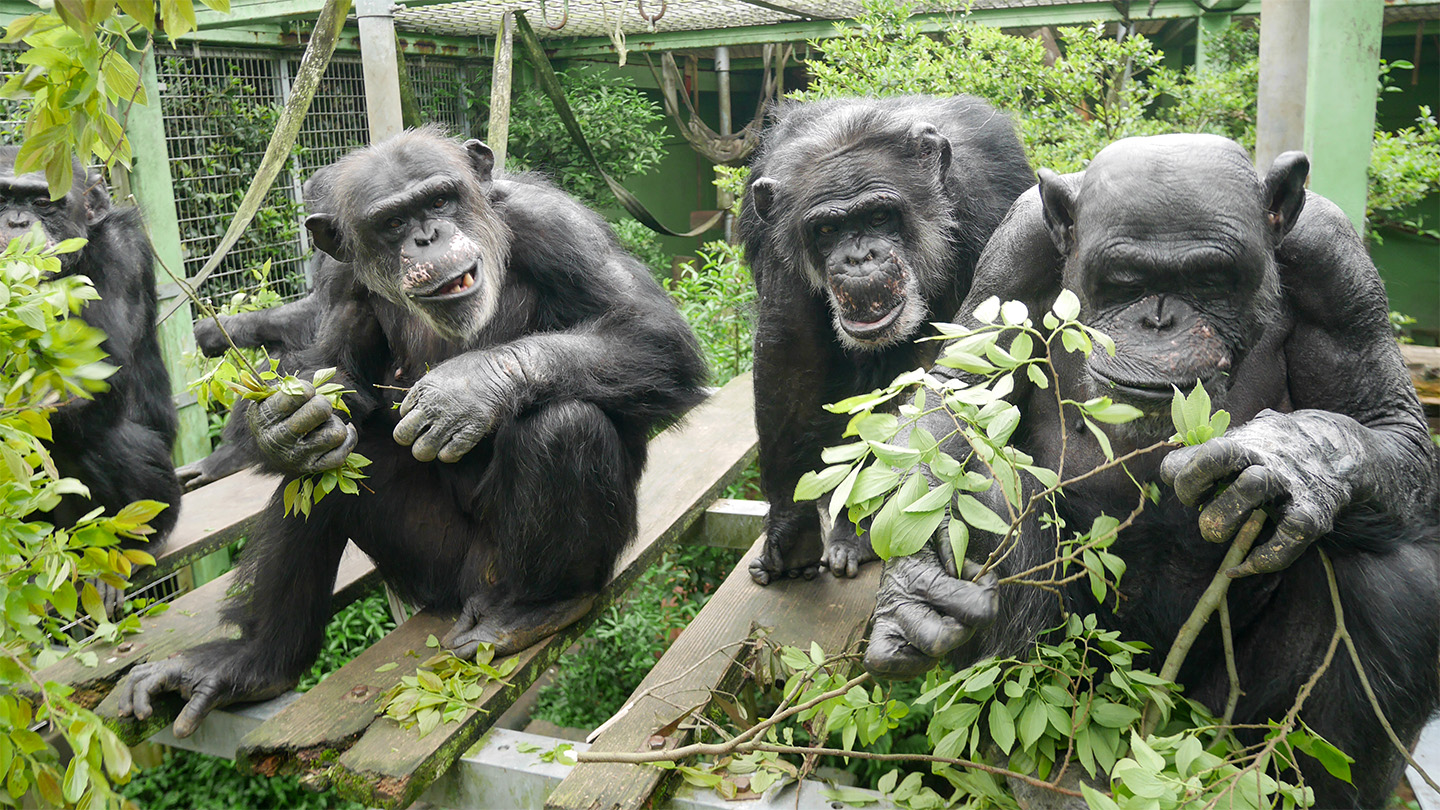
left=1320, top=550, right=1440, bottom=795
left=1219, top=598, right=1241, bottom=728
left=1142, top=511, right=1266, bottom=736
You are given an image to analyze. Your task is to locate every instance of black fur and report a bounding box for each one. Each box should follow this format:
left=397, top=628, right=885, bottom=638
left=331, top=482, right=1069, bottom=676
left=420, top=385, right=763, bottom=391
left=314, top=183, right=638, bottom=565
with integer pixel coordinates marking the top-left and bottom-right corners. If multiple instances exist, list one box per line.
left=117, top=129, right=706, bottom=738
left=0, top=148, right=180, bottom=547
left=865, top=135, right=1440, bottom=808
left=740, top=95, right=1033, bottom=584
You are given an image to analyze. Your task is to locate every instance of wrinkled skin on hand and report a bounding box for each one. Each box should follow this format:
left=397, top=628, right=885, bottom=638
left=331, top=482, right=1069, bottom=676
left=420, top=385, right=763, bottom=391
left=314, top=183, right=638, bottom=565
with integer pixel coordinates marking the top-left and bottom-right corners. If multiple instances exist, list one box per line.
left=247, top=381, right=357, bottom=476
left=118, top=653, right=289, bottom=739
left=864, top=542, right=998, bottom=680
left=392, top=353, right=514, bottom=463
left=1161, top=409, right=1361, bottom=578
left=820, top=517, right=880, bottom=579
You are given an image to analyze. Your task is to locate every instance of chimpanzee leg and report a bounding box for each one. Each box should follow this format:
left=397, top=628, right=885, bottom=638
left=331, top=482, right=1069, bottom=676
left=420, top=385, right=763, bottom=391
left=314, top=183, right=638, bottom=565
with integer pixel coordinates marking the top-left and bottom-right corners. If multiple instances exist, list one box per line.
left=118, top=488, right=350, bottom=737
left=443, top=400, right=642, bottom=657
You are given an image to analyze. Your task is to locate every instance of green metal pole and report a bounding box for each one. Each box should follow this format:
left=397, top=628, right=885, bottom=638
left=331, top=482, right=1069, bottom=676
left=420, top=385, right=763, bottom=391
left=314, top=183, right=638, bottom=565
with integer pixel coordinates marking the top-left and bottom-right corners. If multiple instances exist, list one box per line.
left=1302, top=0, right=1384, bottom=234
left=123, top=45, right=210, bottom=466
left=1195, top=11, right=1233, bottom=74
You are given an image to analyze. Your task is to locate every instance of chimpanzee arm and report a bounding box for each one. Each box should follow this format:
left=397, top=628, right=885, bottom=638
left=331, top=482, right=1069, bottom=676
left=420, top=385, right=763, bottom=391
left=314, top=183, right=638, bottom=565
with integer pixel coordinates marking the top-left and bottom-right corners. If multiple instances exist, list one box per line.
left=1162, top=193, right=1440, bottom=576
left=193, top=291, right=326, bottom=358
left=866, top=190, right=1069, bottom=677
left=392, top=189, right=706, bottom=464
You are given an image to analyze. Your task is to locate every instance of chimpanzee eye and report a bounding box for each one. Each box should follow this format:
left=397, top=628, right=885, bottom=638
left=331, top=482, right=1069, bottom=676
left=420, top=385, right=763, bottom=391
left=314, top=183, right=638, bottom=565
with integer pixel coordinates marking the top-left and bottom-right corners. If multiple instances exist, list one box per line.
left=33, top=197, right=54, bottom=209
left=431, top=196, right=448, bottom=210
left=869, top=210, right=890, bottom=226
left=816, top=223, right=837, bottom=236
left=385, top=217, right=404, bottom=230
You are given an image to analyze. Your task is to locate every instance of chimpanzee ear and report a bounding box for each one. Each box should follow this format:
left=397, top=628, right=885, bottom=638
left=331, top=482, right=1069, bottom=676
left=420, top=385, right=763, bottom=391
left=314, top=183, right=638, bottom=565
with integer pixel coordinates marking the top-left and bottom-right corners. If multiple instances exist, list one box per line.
left=910, top=123, right=952, bottom=178
left=1037, top=168, right=1078, bottom=255
left=463, top=140, right=496, bottom=185
left=305, top=213, right=353, bottom=263
left=83, top=171, right=110, bottom=226
left=750, top=177, right=779, bottom=222
left=1262, top=151, right=1308, bottom=245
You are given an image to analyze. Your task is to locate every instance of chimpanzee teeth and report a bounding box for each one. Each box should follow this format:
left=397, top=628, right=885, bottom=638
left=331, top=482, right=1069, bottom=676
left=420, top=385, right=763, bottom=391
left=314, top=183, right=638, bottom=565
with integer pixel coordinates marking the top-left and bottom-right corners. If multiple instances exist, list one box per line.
left=461, top=272, right=474, bottom=289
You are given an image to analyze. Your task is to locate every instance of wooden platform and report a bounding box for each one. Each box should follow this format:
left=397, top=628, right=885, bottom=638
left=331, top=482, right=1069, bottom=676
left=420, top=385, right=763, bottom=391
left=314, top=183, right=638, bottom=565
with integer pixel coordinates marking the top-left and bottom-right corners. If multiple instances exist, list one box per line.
left=37, top=373, right=759, bottom=808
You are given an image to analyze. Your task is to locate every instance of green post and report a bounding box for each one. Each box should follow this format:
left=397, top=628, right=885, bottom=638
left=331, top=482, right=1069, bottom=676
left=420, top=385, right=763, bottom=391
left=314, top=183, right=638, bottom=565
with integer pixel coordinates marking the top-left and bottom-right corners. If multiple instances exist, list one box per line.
left=1302, top=0, right=1384, bottom=234
left=123, top=45, right=209, bottom=465
left=1195, top=11, right=1233, bottom=74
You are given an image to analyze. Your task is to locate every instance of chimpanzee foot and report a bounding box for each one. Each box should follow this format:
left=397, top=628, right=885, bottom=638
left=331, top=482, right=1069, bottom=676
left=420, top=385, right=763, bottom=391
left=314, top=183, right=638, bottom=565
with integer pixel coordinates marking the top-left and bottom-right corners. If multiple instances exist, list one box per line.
left=748, top=531, right=824, bottom=586
left=117, top=653, right=290, bottom=738
left=821, top=520, right=878, bottom=579
left=443, top=593, right=598, bottom=658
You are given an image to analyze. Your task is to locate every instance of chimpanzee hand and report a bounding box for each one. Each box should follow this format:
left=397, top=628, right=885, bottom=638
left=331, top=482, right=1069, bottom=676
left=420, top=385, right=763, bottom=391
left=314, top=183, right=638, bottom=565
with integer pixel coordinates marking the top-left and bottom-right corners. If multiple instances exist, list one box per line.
left=821, top=514, right=879, bottom=579
left=247, top=381, right=358, bottom=476
left=393, top=352, right=514, bottom=463
left=1161, top=409, right=1359, bottom=578
left=117, top=652, right=290, bottom=738
left=192, top=315, right=231, bottom=357
left=864, top=543, right=998, bottom=680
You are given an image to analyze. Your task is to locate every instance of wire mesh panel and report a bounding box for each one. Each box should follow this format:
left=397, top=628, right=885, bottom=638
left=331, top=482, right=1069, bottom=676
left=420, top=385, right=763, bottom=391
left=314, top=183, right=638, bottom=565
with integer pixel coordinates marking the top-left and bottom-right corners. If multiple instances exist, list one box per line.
left=409, top=56, right=479, bottom=137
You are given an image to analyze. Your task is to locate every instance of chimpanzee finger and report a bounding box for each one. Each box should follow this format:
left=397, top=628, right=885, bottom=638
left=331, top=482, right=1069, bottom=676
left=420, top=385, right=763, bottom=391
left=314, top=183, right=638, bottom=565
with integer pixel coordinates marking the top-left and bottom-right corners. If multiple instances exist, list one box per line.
left=912, top=563, right=998, bottom=630
left=437, top=423, right=490, bottom=463
left=1227, top=505, right=1327, bottom=578
left=408, top=419, right=449, bottom=462
left=120, top=660, right=184, bottom=720
left=1197, top=466, right=1286, bottom=545
left=864, top=617, right=940, bottom=680
left=891, top=600, right=970, bottom=659
left=1162, top=439, right=1251, bottom=507
left=253, top=383, right=317, bottom=428
left=310, top=423, right=358, bottom=471
left=173, top=679, right=224, bottom=738
left=392, top=407, right=431, bottom=448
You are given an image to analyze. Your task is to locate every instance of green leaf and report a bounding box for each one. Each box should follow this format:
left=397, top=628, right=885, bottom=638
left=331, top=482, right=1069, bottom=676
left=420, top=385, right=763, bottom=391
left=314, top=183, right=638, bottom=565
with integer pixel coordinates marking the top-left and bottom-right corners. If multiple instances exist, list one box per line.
left=80, top=581, right=105, bottom=621
left=937, top=349, right=996, bottom=374
left=1129, top=731, right=1164, bottom=771
left=820, top=786, right=881, bottom=806
left=1026, top=363, right=1050, bottom=389
left=972, top=296, right=1001, bottom=324
left=1174, top=735, right=1202, bottom=777
left=375, top=662, right=399, bottom=672
left=1000, top=301, right=1029, bottom=326
left=795, top=464, right=850, bottom=501
left=829, top=464, right=861, bottom=521
left=1082, top=398, right=1144, bottom=425
left=1170, top=386, right=1189, bottom=437
left=1052, top=289, right=1081, bottom=321
left=947, top=518, right=969, bottom=570
left=1089, top=701, right=1140, bottom=729
left=1183, top=380, right=1212, bottom=437
left=850, top=464, right=902, bottom=502
left=821, top=442, right=868, bottom=464
left=988, top=701, right=1016, bottom=754
left=1082, top=418, right=1114, bottom=461
left=855, top=413, right=899, bottom=443
left=1018, top=699, right=1048, bottom=750
left=953, top=494, right=1011, bottom=536
left=903, top=481, right=954, bottom=513
left=869, top=441, right=921, bottom=467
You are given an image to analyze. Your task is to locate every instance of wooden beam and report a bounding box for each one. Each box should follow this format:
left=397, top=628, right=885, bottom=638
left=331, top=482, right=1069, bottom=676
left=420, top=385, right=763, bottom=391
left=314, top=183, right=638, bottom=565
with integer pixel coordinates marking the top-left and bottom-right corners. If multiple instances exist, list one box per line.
left=192, top=0, right=454, bottom=29
left=545, top=533, right=881, bottom=810
left=129, top=469, right=279, bottom=590
left=547, top=0, right=1262, bottom=58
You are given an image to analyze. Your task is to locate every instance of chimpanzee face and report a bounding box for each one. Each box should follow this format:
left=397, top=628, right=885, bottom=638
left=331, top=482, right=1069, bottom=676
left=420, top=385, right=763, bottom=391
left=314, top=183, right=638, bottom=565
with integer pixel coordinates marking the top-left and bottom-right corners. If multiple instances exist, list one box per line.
left=0, top=147, right=109, bottom=271
left=749, top=122, right=955, bottom=351
left=1039, top=135, right=1307, bottom=440
left=305, top=129, right=511, bottom=342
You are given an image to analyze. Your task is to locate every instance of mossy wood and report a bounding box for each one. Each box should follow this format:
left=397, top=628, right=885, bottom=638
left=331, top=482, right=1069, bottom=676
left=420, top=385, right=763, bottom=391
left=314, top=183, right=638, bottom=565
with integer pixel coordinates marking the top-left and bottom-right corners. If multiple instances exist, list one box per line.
left=232, top=373, right=758, bottom=808
left=35, top=544, right=377, bottom=742
left=544, top=533, right=880, bottom=810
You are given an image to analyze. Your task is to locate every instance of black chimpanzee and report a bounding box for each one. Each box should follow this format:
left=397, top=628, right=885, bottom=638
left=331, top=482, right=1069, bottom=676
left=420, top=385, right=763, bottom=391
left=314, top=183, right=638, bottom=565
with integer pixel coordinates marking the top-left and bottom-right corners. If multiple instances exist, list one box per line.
left=0, top=148, right=181, bottom=549
left=741, top=95, right=1034, bottom=585
left=118, top=128, right=707, bottom=737
left=179, top=167, right=346, bottom=490
left=863, top=134, right=1440, bottom=808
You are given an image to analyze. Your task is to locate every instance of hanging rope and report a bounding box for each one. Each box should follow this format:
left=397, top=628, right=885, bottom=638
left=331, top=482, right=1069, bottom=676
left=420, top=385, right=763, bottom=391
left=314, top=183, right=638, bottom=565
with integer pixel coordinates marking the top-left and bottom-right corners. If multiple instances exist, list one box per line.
left=512, top=10, right=721, bottom=237
left=645, top=43, right=790, bottom=167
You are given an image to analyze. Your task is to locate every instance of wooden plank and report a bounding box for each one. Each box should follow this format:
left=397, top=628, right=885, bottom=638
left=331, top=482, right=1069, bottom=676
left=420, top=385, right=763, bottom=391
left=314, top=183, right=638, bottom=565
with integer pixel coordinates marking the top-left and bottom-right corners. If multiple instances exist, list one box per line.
left=545, top=533, right=881, bottom=810
left=131, top=468, right=279, bottom=589
left=35, top=543, right=377, bottom=744
left=287, top=373, right=758, bottom=809
left=1403, top=344, right=1440, bottom=406
left=688, top=498, right=768, bottom=550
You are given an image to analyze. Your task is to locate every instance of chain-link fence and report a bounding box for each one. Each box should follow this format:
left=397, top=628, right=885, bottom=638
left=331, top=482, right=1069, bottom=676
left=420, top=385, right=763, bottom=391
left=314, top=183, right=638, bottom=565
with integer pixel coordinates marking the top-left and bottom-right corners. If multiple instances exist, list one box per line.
left=1, top=45, right=477, bottom=304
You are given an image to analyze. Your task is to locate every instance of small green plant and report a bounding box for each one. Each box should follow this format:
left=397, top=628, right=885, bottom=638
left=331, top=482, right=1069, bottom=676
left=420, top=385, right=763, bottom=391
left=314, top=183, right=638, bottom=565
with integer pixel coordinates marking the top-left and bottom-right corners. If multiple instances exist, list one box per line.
left=666, top=242, right=755, bottom=387
left=377, top=634, right=519, bottom=737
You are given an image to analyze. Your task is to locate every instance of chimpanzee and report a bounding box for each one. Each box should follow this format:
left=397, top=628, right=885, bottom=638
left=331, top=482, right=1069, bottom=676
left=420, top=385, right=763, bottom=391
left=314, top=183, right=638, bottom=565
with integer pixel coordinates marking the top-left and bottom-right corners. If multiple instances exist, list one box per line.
left=0, top=149, right=181, bottom=549
left=179, top=167, right=346, bottom=490
left=118, top=128, right=707, bottom=737
left=863, top=135, right=1440, bottom=808
left=741, top=95, right=1033, bottom=585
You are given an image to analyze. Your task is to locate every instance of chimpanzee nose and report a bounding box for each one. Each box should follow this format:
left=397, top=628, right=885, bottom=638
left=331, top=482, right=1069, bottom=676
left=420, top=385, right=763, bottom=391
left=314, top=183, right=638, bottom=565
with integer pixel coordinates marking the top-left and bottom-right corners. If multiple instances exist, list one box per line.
left=412, top=222, right=439, bottom=248
left=1141, top=297, right=1175, bottom=331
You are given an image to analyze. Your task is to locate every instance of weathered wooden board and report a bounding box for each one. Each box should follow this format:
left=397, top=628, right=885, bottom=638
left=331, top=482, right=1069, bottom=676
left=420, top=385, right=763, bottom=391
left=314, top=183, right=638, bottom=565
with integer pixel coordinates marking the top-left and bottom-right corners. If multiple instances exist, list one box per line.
left=239, top=373, right=758, bottom=809
left=1403, top=344, right=1440, bottom=407
left=35, top=543, right=377, bottom=744
left=544, top=533, right=881, bottom=810
left=131, top=468, right=279, bottom=589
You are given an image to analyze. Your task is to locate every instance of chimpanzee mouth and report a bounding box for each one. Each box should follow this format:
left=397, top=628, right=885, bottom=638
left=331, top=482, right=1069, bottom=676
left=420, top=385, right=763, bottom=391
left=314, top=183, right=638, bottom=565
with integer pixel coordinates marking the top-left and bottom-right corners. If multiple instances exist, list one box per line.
left=413, top=263, right=480, bottom=300
left=838, top=303, right=904, bottom=340
left=1089, top=365, right=1221, bottom=402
